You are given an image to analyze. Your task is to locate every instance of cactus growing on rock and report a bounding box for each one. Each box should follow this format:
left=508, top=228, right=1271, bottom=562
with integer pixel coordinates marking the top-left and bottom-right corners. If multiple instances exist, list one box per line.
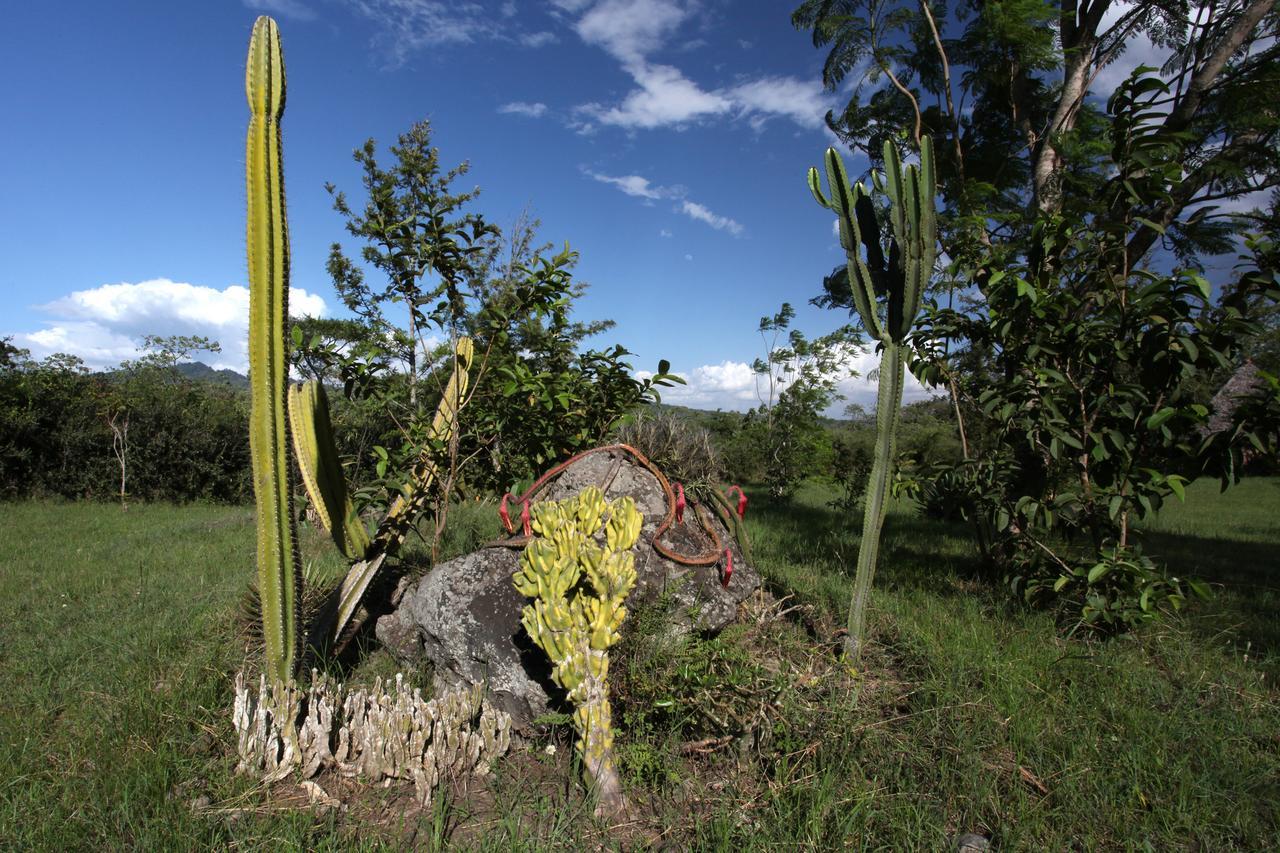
left=808, top=137, right=937, bottom=662
left=512, top=486, right=642, bottom=817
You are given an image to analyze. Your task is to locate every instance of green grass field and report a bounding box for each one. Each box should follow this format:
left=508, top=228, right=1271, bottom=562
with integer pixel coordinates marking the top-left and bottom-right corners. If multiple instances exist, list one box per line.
left=1, top=479, right=1277, bottom=849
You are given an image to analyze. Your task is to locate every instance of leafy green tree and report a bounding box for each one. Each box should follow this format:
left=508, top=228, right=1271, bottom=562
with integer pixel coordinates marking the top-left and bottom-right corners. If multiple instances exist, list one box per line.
left=460, top=242, right=682, bottom=492
left=0, top=340, right=251, bottom=503
left=326, top=120, right=496, bottom=412
left=795, top=0, right=1279, bottom=625
left=901, top=73, right=1278, bottom=629
left=794, top=0, right=1278, bottom=248
left=751, top=303, right=861, bottom=499
left=318, top=130, right=681, bottom=514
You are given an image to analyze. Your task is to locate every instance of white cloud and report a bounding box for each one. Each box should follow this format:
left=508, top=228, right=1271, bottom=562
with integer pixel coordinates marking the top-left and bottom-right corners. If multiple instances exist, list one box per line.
left=684, top=253, right=694, bottom=260
left=583, top=169, right=679, bottom=199
left=498, top=100, right=549, bottom=118
left=500, top=0, right=517, bottom=16
left=519, top=31, right=559, bottom=47
left=560, top=1, right=832, bottom=132
left=580, top=63, right=733, bottom=129
left=574, top=0, right=687, bottom=65
left=636, top=348, right=936, bottom=413
left=347, top=0, right=494, bottom=65
left=584, top=169, right=739, bottom=235
left=679, top=200, right=742, bottom=236
left=659, top=228, right=673, bottom=238
left=9, top=278, right=327, bottom=373
left=729, top=76, right=830, bottom=130
left=636, top=360, right=760, bottom=409
left=244, top=0, right=316, bottom=21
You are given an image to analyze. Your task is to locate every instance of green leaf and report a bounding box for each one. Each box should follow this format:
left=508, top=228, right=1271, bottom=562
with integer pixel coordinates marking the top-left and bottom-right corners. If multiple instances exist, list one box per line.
left=1087, top=562, right=1111, bottom=584
left=1177, top=336, right=1199, bottom=362
left=1146, top=407, right=1176, bottom=430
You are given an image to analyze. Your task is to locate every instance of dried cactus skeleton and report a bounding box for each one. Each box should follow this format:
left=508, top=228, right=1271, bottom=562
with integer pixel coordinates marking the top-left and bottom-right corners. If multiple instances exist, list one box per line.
left=233, top=671, right=512, bottom=803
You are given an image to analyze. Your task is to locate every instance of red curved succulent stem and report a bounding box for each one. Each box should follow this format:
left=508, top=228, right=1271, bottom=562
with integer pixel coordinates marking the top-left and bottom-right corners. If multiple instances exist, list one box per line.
left=499, top=493, right=515, bottom=534
left=674, top=482, right=686, bottom=524
left=721, top=548, right=733, bottom=587
left=520, top=498, right=532, bottom=537
left=726, top=485, right=747, bottom=519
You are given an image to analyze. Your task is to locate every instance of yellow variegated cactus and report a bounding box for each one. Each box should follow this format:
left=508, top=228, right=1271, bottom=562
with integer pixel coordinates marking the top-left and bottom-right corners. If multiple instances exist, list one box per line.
left=512, top=486, right=641, bottom=816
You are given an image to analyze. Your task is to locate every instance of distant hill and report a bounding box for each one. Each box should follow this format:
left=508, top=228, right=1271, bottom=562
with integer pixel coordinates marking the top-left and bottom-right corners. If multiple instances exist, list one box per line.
left=176, top=361, right=250, bottom=389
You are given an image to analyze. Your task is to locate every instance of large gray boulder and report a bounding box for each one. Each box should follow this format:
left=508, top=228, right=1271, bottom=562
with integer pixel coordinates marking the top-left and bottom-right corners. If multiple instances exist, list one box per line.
left=375, top=448, right=759, bottom=730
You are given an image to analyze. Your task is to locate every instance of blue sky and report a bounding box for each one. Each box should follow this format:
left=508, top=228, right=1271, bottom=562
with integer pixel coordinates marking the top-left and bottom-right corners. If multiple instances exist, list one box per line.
left=0, top=0, right=1198, bottom=412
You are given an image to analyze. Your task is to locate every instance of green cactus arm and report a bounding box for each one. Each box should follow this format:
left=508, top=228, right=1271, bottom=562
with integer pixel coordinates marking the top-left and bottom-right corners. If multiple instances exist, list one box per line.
left=806, top=167, right=831, bottom=208
left=814, top=149, right=887, bottom=342
left=844, top=225, right=888, bottom=343
left=288, top=380, right=371, bottom=560
left=901, top=137, right=937, bottom=334
left=707, top=488, right=754, bottom=565
left=881, top=140, right=910, bottom=257
left=887, top=138, right=937, bottom=342
left=245, top=15, right=301, bottom=684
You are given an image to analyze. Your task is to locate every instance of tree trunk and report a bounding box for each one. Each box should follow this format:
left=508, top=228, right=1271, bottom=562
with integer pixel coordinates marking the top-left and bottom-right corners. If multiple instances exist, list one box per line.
left=408, top=300, right=417, bottom=410
left=1033, top=0, right=1111, bottom=213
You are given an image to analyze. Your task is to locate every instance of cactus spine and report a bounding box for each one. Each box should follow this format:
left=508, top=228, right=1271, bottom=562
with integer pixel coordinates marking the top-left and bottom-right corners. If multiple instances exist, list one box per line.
left=808, top=137, right=937, bottom=661
left=246, top=15, right=301, bottom=684
left=512, top=486, right=642, bottom=817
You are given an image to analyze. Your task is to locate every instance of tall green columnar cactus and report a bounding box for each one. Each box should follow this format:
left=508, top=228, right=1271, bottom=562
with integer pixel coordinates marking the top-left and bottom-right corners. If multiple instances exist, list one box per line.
left=808, top=137, right=937, bottom=662
left=246, top=15, right=301, bottom=684
left=512, top=486, right=642, bottom=817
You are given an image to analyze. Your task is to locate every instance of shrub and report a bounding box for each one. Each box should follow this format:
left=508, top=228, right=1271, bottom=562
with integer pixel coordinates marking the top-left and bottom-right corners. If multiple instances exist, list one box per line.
left=614, top=410, right=721, bottom=486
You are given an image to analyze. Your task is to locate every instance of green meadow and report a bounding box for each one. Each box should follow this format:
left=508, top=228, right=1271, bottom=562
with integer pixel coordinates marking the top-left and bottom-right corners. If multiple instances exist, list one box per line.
left=2, top=478, right=1276, bottom=849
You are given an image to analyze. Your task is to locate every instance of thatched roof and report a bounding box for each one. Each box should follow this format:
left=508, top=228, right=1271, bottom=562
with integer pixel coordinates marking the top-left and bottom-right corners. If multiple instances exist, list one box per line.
left=1206, top=360, right=1264, bottom=434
